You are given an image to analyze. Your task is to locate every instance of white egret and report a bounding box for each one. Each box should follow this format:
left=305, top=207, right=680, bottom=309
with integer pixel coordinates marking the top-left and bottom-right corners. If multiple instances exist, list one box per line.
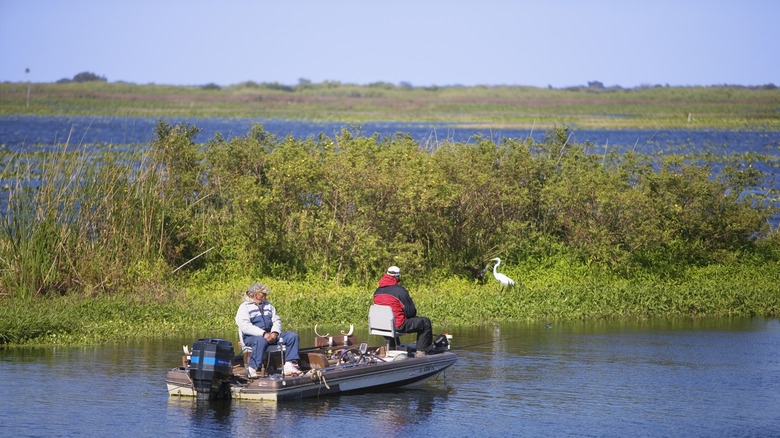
left=491, top=257, right=515, bottom=289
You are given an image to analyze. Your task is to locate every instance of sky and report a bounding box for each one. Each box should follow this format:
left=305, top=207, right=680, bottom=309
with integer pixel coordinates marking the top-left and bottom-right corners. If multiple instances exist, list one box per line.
left=1, top=0, right=778, bottom=88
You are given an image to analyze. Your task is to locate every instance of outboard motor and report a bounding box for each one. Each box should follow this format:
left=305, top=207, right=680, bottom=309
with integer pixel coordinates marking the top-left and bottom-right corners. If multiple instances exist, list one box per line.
left=432, top=333, right=452, bottom=352
left=189, top=338, right=234, bottom=400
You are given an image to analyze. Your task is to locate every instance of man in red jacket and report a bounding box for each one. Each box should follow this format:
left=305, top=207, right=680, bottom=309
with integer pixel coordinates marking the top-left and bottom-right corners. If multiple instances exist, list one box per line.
left=372, top=266, right=432, bottom=356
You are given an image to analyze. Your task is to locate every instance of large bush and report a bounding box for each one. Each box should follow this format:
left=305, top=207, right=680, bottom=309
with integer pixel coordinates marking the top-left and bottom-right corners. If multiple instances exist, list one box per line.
left=151, top=122, right=775, bottom=283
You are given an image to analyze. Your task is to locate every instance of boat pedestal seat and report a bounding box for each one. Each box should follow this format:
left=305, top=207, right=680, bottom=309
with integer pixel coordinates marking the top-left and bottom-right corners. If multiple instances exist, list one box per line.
left=368, top=304, right=412, bottom=353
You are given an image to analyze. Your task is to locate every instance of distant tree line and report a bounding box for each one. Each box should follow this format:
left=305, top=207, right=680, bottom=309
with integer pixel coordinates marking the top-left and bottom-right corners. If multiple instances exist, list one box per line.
left=564, top=80, right=778, bottom=92
left=56, top=71, right=107, bottom=84
left=43, top=73, right=776, bottom=92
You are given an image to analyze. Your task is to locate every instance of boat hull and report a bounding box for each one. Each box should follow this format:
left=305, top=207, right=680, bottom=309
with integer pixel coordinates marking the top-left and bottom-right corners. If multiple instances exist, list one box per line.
left=166, top=351, right=456, bottom=402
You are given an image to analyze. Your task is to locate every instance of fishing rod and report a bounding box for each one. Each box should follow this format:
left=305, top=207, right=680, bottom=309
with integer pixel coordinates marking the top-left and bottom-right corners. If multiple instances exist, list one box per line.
left=447, top=324, right=552, bottom=350
left=449, top=334, right=527, bottom=351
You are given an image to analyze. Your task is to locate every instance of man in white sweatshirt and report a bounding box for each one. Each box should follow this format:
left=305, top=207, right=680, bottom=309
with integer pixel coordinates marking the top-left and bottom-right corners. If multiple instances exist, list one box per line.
left=235, top=282, right=301, bottom=377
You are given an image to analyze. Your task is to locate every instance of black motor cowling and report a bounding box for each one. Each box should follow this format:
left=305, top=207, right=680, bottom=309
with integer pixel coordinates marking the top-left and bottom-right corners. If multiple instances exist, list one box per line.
left=189, top=338, right=234, bottom=399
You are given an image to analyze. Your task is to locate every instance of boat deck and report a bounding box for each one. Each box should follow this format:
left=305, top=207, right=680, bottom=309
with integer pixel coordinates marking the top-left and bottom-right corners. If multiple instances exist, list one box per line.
left=167, top=341, right=456, bottom=402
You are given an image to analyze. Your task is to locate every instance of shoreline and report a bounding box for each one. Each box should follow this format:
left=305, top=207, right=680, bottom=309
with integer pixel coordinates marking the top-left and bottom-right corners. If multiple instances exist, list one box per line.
left=2, top=259, right=778, bottom=347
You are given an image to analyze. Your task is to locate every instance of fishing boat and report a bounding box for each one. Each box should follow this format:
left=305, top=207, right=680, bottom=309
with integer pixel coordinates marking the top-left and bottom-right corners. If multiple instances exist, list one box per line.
left=165, top=305, right=457, bottom=402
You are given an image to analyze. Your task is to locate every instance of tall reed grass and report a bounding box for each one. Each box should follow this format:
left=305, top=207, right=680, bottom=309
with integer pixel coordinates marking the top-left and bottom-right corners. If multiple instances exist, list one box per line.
left=0, top=142, right=170, bottom=299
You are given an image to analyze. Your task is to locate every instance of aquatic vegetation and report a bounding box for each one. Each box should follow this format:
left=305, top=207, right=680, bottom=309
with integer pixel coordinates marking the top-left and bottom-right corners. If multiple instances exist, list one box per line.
left=0, top=121, right=778, bottom=344
left=1, top=122, right=777, bottom=290
left=0, top=142, right=171, bottom=299
left=2, top=258, right=777, bottom=346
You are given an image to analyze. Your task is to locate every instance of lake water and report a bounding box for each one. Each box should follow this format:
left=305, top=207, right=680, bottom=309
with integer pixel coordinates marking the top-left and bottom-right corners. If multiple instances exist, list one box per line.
left=0, top=115, right=778, bottom=155
left=1, top=115, right=778, bottom=188
left=2, top=318, right=779, bottom=437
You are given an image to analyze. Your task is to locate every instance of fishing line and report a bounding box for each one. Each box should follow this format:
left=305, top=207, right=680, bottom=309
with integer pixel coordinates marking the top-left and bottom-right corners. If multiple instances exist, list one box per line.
left=450, top=334, right=527, bottom=351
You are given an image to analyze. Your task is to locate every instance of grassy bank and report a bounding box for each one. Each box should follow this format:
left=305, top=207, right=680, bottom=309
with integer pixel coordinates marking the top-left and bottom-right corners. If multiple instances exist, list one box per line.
left=1, top=81, right=779, bottom=130
left=1, top=258, right=778, bottom=346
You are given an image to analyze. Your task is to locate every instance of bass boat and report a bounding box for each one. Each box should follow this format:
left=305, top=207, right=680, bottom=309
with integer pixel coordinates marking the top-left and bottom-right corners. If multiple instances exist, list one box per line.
left=165, top=326, right=456, bottom=402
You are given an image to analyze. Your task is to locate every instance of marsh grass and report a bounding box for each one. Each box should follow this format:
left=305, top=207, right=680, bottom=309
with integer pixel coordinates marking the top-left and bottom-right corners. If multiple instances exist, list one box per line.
left=2, top=81, right=778, bottom=130
left=0, top=142, right=171, bottom=299
left=2, top=257, right=777, bottom=346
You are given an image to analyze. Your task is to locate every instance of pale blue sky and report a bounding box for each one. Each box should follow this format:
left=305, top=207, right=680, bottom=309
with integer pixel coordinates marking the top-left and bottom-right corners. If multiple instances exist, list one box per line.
left=1, top=0, right=777, bottom=88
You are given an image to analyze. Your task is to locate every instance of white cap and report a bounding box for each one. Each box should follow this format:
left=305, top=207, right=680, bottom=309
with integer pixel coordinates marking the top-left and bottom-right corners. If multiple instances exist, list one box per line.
left=387, top=266, right=401, bottom=277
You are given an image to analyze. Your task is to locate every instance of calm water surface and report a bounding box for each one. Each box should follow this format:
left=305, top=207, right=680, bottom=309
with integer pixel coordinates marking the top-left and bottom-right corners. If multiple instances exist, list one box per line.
left=1, top=115, right=778, bottom=157
left=2, top=318, right=778, bottom=437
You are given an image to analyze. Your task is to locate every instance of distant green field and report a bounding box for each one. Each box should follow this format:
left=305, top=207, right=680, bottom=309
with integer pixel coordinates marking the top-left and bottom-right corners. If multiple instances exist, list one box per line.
left=1, top=81, right=779, bottom=130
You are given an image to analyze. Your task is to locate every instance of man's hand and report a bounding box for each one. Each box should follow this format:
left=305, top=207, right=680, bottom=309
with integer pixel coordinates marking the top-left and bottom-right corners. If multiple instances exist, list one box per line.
left=264, top=332, right=279, bottom=344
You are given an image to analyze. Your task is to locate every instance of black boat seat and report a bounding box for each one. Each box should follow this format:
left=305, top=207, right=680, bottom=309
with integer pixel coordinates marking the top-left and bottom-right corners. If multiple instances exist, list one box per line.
left=368, top=304, right=407, bottom=350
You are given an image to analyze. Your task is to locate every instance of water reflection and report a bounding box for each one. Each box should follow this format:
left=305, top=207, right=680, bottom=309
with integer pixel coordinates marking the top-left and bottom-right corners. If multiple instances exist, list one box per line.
left=163, top=372, right=453, bottom=437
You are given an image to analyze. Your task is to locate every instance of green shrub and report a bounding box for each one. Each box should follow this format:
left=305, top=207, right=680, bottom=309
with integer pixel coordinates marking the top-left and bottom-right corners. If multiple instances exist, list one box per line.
left=0, top=123, right=776, bottom=301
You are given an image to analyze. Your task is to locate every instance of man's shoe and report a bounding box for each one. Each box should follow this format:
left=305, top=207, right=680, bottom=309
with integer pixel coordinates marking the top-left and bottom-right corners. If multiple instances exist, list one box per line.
left=416, top=351, right=427, bottom=357
left=283, top=362, right=301, bottom=376
left=246, top=366, right=258, bottom=378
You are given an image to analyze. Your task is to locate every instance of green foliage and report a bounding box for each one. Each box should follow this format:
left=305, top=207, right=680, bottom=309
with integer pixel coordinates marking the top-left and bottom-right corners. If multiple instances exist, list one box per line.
left=0, top=143, right=171, bottom=298
left=148, top=121, right=209, bottom=268
left=0, top=293, right=193, bottom=345
left=140, top=122, right=777, bottom=285
left=72, top=72, right=107, bottom=83
left=55, top=72, right=108, bottom=84
left=0, top=122, right=777, bottom=344
left=1, top=82, right=777, bottom=345
left=3, top=257, right=778, bottom=346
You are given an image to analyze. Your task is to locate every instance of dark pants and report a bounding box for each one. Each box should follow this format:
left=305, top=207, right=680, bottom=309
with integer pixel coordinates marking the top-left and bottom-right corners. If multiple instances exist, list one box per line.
left=243, top=331, right=300, bottom=370
left=399, top=316, right=432, bottom=353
